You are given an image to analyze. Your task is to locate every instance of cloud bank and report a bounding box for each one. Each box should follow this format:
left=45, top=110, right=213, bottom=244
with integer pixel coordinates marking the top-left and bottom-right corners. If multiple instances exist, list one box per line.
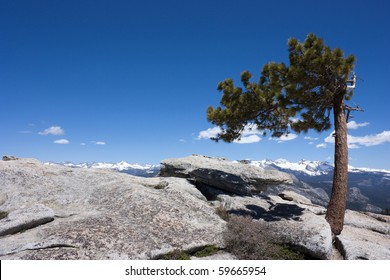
left=324, top=130, right=390, bottom=149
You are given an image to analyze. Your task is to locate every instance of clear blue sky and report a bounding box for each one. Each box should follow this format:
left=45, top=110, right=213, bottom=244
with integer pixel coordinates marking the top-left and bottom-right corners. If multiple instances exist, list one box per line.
left=1, top=0, right=389, bottom=168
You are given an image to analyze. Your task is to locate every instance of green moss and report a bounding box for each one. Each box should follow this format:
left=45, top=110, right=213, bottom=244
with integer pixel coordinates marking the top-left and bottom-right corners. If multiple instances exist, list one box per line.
left=161, top=249, right=191, bottom=260
left=274, top=245, right=305, bottom=260
left=194, top=245, right=220, bottom=257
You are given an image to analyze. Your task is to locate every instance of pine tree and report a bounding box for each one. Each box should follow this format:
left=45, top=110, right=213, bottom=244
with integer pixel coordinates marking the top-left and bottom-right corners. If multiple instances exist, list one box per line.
left=207, top=33, right=356, bottom=235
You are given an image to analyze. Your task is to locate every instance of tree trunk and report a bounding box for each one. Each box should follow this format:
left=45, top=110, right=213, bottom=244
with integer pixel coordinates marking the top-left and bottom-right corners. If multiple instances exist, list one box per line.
left=326, top=94, right=349, bottom=235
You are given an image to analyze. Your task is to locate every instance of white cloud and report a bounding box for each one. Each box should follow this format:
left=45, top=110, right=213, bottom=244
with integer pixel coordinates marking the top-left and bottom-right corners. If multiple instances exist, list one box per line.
left=233, top=135, right=261, bottom=144
left=270, top=133, right=298, bottom=143
left=54, top=139, right=69, bottom=145
left=241, top=124, right=260, bottom=136
left=348, top=143, right=360, bottom=149
left=324, top=132, right=335, bottom=144
left=324, top=130, right=390, bottom=148
left=348, top=131, right=390, bottom=147
left=316, top=143, right=327, bottom=148
left=304, top=136, right=318, bottom=141
left=197, top=127, right=222, bottom=140
left=347, top=121, right=370, bottom=130
left=197, top=124, right=262, bottom=144
left=289, top=117, right=301, bottom=123
left=198, top=124, right=298, bottom=144
left=39, top=126, right=64, bottom=136
left=93, top=141, right=106, bottom=145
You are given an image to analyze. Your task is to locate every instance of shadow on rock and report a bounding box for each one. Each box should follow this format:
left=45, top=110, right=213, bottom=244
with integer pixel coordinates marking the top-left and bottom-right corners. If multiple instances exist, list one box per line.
left=229, top=203, right=305, bottom=222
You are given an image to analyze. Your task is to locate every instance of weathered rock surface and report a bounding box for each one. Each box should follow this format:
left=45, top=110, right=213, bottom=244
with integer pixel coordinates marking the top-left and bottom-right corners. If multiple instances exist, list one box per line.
left=1, top=155, right=389, bottom=260
left=0, top=204, right=55, bottom=237
left=0, top=158, right=225, bottom=259
left=262, top=178, right=330, bottom=207
left=335, top=210, right=390, bottom=260
left=160, top=155, right=293, bottom=195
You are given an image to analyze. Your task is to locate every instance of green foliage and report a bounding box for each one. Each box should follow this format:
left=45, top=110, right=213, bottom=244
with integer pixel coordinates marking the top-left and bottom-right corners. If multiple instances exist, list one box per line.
left=158, top=246, right=220, bottom=260
left=207, top=33, right=355, bottom=142
left=224, top=215, right=304, bottom=260
left=193, top=245, right=220, bottom=257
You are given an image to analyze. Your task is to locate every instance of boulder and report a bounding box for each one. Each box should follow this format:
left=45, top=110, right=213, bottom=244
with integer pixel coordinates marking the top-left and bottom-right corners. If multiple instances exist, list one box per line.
left=160, top=155, right=293, bottom=195
left=0, top=159, right=225, bottom=259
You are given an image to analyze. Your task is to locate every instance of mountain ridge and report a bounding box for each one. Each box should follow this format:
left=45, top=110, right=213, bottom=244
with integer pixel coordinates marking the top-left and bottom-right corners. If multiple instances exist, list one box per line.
left=46, top=158, right=390, bottom=176
left=47, top=157, right=389, bottom=213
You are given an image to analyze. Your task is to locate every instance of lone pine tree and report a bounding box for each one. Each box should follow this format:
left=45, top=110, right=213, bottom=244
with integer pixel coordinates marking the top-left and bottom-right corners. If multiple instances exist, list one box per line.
left=207, top=33, right=356, bottom=235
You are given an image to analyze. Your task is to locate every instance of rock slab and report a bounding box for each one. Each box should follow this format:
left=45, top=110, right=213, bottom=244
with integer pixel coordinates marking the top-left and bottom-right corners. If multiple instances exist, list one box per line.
left=0, top=158, right=225, bottom=259
left=336, top=210, right=390, bottom=260
left=160, top=155, right=293, bottom=195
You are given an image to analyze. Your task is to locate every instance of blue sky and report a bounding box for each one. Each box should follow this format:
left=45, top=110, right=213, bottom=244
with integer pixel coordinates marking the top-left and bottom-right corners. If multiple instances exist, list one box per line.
left=1, top=0, right=389, bottom=168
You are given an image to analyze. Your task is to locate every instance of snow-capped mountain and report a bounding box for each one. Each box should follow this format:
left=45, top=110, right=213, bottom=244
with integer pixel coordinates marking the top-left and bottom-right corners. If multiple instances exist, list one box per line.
left=247, top=158, right=390, bottom=212
left=47, top=158, right=389, bottom=212
left=45, top=161, right=160, bottom=177
left=250, top=158, right=390, bottom=177
left=250, top=159, right=334, bottom=176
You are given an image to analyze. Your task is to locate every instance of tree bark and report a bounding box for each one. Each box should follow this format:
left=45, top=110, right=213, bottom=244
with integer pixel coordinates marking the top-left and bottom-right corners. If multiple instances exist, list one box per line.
left=326, top=94, right=349, bottom=235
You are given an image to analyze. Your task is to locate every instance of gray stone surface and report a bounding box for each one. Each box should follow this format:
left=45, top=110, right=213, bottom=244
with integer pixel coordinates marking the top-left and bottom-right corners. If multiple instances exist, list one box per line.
left=0, top=159, right=225, bottom=259
left=336, top=226, right=390, bottom=260
left=1, top=156, right=389, bottom=260
left=0, top=204, right=55, bottom=237
left=278, top=190, right=312, bottom=205
left=160, top=155, right=293, bottom=195
left=335, top=210, right=390, bottom=260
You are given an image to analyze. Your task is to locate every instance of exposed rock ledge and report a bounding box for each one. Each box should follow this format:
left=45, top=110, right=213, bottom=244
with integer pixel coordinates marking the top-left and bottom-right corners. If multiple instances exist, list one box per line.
left=160, top=155, right=293, bottom=195
left=0, top=155, right=389, bottom=260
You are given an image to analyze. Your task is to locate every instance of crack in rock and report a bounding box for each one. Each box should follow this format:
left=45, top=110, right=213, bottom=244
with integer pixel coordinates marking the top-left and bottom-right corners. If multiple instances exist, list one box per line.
left=0, top=204, right=55, bottom=237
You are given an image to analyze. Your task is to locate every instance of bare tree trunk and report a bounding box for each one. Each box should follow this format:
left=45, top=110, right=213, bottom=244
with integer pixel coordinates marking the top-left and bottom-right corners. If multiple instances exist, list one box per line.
left=326, top=94, right=349, bottom=235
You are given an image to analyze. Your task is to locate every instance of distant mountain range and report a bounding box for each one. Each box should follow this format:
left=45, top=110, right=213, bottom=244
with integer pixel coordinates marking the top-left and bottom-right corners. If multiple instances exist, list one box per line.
left=249, top=159, right=390, bottom=212
left=45, top=161, right=160, bottom=177
left=47, top=158, right=390, bottom=213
